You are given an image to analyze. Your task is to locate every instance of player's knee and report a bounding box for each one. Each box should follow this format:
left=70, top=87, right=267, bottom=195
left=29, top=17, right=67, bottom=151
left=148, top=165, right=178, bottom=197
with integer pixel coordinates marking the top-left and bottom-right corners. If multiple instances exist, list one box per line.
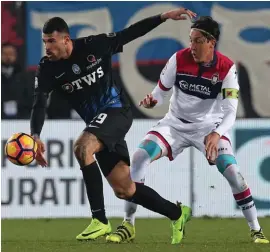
left=73, top=143, right=93, bottom=162
left=137, top=140, right=162, bottom=162
left=113, top=182, right=136, bottom=200
left=73, top=133, right=103, bottom=159
left=216, top=154, right=237, bottom=174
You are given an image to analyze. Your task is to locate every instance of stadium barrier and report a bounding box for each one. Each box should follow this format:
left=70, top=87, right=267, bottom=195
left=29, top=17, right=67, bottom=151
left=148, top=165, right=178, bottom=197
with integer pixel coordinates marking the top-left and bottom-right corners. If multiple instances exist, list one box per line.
left=1, top=119, right=270, bottom=218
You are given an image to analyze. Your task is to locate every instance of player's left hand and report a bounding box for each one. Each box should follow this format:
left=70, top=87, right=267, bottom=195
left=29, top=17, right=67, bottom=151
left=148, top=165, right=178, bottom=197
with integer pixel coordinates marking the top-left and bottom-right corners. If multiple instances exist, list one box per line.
left=139, top=94, right=158, bottom=109
left=161, top=8, right=197, bottom=21
left=204, top=132, right=220, bottom=162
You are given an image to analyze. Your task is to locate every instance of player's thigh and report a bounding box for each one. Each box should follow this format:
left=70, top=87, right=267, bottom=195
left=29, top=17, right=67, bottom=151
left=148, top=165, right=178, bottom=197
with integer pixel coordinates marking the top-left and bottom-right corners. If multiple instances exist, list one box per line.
left=95, top=139, right=130, bottom=177
left=192, top=130, right=234, bottom=165
left=146, top=118, right=190, bottom=161
left=84, top=107, right=132, bottom=151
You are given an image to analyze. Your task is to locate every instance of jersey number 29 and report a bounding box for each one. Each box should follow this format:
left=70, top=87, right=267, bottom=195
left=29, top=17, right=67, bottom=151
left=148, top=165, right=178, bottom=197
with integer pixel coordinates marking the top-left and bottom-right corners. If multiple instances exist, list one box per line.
left=95, top=113, right=107, bottom=124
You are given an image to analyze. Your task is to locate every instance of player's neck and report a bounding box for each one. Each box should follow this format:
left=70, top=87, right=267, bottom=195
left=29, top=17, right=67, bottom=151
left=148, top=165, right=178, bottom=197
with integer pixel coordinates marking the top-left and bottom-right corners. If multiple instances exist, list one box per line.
left=62, top=41, right=73, bottom=59
left=202, top=51, right=214, bottom=65
left=199, top=50, right=215, bottom=67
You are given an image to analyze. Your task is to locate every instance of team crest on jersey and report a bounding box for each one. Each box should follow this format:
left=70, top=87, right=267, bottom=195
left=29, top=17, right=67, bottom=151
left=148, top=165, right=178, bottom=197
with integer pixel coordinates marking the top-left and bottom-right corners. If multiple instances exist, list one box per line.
left=62, top=83, right=74, bottom=93
left=211, top=73, right=219, bottom=85
left=72, top=64, right=81, bottom=75
left=87, top=55, right=96, bottom=63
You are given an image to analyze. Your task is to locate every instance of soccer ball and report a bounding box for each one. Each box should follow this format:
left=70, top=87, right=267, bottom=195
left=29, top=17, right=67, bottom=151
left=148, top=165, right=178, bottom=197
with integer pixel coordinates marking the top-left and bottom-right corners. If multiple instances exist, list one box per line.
left=5, top=133, right=38, bottom=166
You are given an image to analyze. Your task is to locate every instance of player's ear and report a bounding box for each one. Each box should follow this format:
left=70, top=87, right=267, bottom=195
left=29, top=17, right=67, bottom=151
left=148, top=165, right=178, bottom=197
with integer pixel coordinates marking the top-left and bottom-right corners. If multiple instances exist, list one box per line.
left=63, top=34, right=70, bottom=45
left=210, top=39, right=216, bottom=49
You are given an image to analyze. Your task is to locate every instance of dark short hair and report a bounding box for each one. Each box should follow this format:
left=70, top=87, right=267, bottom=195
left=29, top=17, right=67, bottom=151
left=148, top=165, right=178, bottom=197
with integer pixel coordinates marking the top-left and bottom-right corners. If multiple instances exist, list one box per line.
left=191, top=16, right=220, bottom=41
left=43, top=17, right=70, bottom=34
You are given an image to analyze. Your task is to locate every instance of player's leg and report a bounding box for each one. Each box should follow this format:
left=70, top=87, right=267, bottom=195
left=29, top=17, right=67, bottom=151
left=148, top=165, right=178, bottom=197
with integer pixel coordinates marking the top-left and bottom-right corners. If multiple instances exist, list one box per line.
left=102, top=120, right=191, bottom=244
left=123, top=118, right=189, bottom=228
left=124, top=134, right=166, bottom=226
left=215, top=137, right=269, bottom=244
left=74, top=132, right=111, bottom=240
left=76, top=106, right=133, bottom=240
left=106, top=135, right=165, bottom=243
left=103, top=158, right=191, bottom=244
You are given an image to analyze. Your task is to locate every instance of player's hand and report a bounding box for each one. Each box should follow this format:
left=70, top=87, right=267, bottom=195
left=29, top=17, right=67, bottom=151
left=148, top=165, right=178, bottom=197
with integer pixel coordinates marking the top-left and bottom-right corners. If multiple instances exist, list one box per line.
left=32, top=135, right=48, bottom=167
left=161, top=8, right=197, bottom=21
left=139, top=94, right=158, bottom=109
left=204, top=132, right=220, bottom=162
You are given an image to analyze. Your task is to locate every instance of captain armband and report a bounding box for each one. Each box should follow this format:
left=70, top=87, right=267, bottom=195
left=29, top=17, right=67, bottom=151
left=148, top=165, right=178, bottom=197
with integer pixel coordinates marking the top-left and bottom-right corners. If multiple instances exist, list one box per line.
left=222, top=88, right=239, bottom=99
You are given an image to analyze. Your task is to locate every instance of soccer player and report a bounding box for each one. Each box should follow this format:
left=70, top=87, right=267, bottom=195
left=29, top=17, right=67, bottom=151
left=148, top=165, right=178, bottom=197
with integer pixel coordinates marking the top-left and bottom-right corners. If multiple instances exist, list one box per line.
left=30, top=8, right=196, bottom=243
left=107, top=16, right=269, bottom=244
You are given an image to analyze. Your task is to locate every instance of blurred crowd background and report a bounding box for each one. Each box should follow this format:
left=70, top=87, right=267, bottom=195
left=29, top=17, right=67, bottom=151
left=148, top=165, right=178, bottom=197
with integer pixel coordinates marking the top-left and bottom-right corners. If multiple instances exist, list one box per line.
left=2, top=1, right=270, bottom=120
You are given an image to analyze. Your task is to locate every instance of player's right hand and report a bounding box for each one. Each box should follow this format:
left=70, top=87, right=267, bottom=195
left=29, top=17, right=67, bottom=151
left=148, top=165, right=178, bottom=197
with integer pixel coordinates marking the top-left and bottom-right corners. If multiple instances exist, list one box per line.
left=32, top=136, right=48, bottom=167
left=139, top=94, right=158, bottom=109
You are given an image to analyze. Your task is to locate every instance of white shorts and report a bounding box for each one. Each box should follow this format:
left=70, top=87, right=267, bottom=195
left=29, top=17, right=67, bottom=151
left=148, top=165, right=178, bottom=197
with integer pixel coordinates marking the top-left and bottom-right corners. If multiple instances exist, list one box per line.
left=143, top=113, right=233, bottom=162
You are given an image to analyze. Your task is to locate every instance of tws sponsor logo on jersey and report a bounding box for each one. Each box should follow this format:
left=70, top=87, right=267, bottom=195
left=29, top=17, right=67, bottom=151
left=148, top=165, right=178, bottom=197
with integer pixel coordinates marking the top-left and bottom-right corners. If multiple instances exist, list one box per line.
left=179, top=80, right=211, bottom=96
left=62, top=66, right=104, bottom=93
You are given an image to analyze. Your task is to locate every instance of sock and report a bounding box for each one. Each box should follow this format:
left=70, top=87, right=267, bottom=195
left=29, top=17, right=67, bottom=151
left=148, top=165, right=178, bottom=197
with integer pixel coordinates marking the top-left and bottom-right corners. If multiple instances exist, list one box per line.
left=124, top=201, right=137, bottom=225
left=124, top=148, right=151, bottom=225
left=128, top=182, right=181, bottom=220
left=81, top=162, right=108, bottom=224
left=223, top=164, right=260, bottom=231
left=130, top=148, right=151, bottom=183
left=233, top=188, right=260, bottom=230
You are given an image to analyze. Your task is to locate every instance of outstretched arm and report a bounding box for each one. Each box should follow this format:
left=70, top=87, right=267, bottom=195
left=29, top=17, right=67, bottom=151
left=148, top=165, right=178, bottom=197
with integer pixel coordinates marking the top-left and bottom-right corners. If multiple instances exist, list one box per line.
left=119, top=8, right=196, bottom=46
left=88, top=8, right=196, bottom=55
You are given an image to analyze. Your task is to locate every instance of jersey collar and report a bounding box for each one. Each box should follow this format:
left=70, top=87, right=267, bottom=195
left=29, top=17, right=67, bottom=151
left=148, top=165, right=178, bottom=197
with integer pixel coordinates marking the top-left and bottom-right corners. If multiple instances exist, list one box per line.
left=199, top=51, right=217, bottom=68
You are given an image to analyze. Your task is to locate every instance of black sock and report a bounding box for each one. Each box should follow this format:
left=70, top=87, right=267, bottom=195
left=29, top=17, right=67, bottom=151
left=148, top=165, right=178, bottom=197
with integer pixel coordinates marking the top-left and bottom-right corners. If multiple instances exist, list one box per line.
left=128, top=183, right=181, bottom=220
left=81, top=162, right=108, bottom=224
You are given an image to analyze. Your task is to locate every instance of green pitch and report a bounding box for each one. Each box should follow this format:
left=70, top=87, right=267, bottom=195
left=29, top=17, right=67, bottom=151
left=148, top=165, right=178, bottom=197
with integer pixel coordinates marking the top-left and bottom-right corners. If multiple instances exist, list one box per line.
left=2, top=217, right=270, bottom=252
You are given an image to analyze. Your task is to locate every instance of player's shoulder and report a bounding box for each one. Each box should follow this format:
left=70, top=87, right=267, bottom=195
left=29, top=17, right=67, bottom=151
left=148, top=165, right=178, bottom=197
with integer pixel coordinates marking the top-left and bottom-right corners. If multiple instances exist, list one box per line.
left=175, top=48, right=193, bottom=62
left=216, top=51, right=235, bottom=72
left=176, top=48, right=191, bottom=56
left=38, top=56, right=50, bottom=67
left=36, top=56, right=56, bottom=79
left=37, top=56, right=59, bottom=71
left=74, top=33, right=107, bottom=47
left=37, top=56, right=53, bottom=72
left=73, top=35, right=106, bottom=54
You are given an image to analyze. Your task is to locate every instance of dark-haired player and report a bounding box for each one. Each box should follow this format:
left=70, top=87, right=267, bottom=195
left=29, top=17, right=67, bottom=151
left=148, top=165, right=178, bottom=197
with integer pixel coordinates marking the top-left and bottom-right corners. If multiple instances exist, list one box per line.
left=107, top=16, right=269, bottom=244
left=30, top=9, right=197, bottom=244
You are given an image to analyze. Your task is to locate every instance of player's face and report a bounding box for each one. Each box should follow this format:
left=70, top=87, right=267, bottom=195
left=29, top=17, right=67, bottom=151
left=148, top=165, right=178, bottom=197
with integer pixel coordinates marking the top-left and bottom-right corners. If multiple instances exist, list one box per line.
left=42, top=31, right=69, bottom=61
left=189, top=29, right=215, bottom=63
